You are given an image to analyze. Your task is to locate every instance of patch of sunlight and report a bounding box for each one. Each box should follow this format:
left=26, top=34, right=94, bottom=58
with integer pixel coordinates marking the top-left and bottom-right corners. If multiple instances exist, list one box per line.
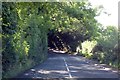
left=35, top=77, right=42, bottom=78
left=76, top=46, right=81, bottom=53
left=94, top=64, right=98, bottom=66
left=51, top=70, right=67, bottom=74
left=38, top=70, right=67, bottom=74
left=25, top=73, right=29, bottom=76
left=81, top=40, right=97, bottom=54
left=53, top=50, right=66, bottom=53
left=31, top=69, right=36, bottom=72
left=23, top=40, right=30, bottom=56
left=72, top=52, right=78, bottom=55
left=70, top=70, right=78, bottom=72
left=38, top=70, right=50, bottom=74
left=99, top=67, right=111, bottom=71
left=109, top=62, right=112, bottom=66
left=112, top=70, right=118, bottom=73
left=18, top=9, right=22, bottom=20
left=94, top=64, right=112, bottom=71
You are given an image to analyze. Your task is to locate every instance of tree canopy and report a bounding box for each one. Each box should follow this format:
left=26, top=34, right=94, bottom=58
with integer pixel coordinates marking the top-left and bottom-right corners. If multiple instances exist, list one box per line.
left=2, top=1, right=119, bottom=78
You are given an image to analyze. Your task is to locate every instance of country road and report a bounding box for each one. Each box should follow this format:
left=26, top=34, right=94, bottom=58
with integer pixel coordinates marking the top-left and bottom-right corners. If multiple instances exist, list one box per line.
left=16, top=50, right=119, bottom=79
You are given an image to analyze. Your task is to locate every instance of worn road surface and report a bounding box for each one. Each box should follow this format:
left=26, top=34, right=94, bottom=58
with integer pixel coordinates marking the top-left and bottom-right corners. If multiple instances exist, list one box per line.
left=17, top=50, right=119, bottom=79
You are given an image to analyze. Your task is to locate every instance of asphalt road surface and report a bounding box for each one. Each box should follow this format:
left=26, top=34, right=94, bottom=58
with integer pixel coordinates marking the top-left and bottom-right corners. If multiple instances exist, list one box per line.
left=17, top=50, right=119, bottom=79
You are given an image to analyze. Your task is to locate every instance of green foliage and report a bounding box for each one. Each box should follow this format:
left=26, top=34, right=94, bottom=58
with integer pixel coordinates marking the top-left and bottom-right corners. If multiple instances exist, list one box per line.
left=2, top=2, right=48, bottom=78
left=97, top=26, right=118, bottom=67
left=2, top=2, right=119, bottom=78
left=3, top=2, right=101, bottom=77
left=97, top=26, right=118, bottom=49
left=81, top=26, right=118, bottom=68
left=81, top=40, right=97, bottom=58
left=48, top=2, right=99, bottom=52
left=2, top=3, right=17, bottom=77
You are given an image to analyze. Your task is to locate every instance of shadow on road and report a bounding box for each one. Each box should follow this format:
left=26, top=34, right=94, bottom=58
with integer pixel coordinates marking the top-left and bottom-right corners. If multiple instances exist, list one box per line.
left=15, top=49, right=119, bottom=79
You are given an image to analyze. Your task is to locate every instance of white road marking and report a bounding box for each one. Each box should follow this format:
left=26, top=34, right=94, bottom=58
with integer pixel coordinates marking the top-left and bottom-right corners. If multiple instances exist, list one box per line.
left=63, top=57, right=72, bottom=78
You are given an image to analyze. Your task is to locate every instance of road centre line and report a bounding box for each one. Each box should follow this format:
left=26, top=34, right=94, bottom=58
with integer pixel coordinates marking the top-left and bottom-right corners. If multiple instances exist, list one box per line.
left=63, top=57, right=72, bottom=78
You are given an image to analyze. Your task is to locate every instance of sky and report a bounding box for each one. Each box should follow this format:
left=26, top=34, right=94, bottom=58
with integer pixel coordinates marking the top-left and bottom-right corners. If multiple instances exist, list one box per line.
left=88, top=0, right=119, bottom=27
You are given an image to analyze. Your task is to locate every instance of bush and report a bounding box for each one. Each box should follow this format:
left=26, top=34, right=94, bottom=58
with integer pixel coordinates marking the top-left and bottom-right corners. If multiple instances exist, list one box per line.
left=81, top=40, right=97, bottom=58
left=2, top=3, right=48, bottom=78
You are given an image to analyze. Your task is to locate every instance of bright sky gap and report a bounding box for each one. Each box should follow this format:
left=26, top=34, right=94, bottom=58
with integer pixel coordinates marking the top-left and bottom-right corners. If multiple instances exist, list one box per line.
left=89, top=0, right=119, bottom=27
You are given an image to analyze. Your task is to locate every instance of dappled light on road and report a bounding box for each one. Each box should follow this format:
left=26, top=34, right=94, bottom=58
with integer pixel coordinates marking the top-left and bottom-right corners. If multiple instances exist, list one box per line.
left=18, top=51, right=118, bottom=79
